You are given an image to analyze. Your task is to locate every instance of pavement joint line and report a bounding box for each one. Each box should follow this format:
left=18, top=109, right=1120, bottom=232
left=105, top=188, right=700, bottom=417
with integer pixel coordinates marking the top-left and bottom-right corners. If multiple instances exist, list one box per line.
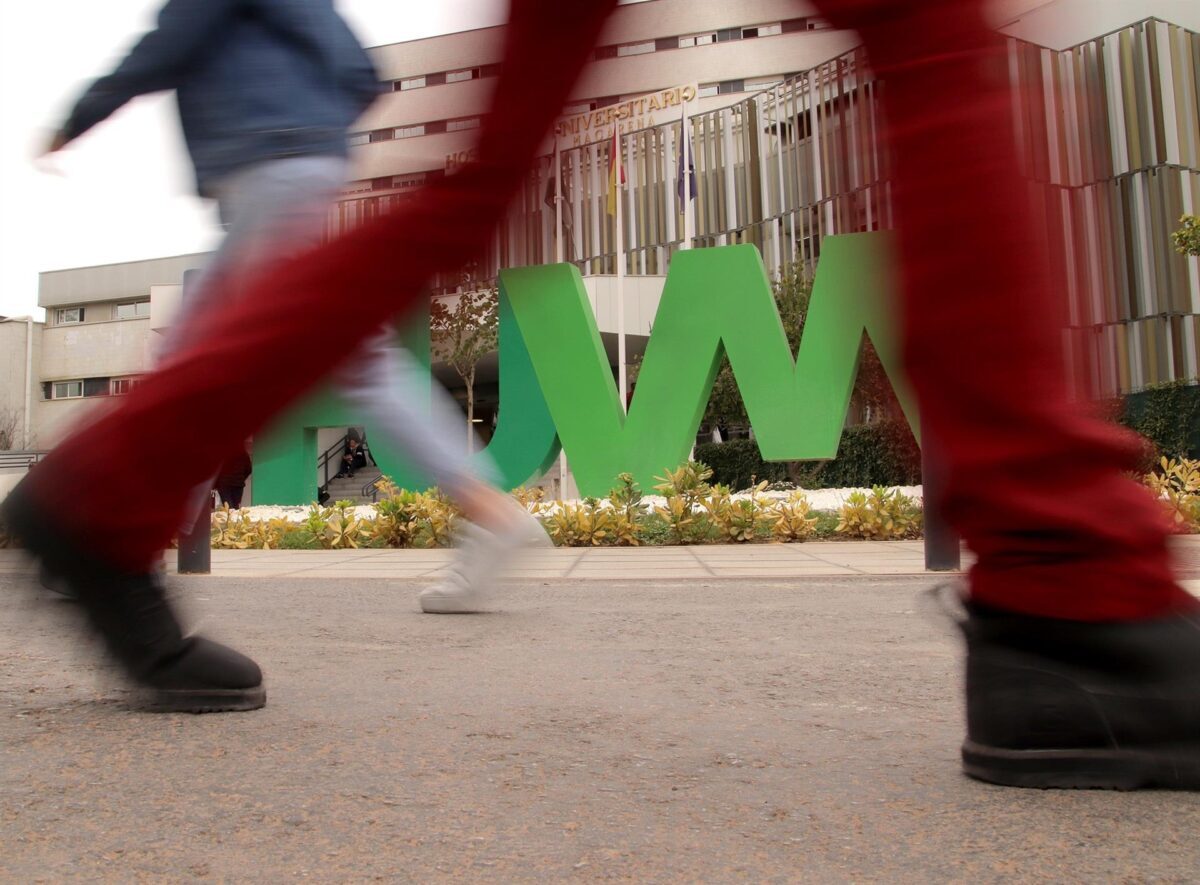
left=686, top=546, right=717, bottom=576
left=561, top=550, right=589, bottom=578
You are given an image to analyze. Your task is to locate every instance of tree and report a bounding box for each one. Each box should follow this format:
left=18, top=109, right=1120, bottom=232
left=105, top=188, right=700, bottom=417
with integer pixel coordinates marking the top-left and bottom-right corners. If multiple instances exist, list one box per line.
left=0, top=407, right=21, bottom=451
left=430, top=285, right=499, bottom=452
left=1173, top=214, right=1200, bottom=258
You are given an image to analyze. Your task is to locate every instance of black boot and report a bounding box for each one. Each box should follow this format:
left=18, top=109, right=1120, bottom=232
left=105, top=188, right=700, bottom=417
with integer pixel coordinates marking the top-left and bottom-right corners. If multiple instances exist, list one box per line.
left=959, top=596, right=1200, bottom=789
left=2, top=480, right=265, bottom=713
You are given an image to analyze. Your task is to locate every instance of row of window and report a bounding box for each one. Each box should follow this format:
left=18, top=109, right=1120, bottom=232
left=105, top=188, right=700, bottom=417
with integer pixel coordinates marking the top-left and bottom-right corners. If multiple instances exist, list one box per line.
left=383, top=17, right=826, bottom=94
left=54, top=301, right=150, bottom=325
left=44, top=376, right=143, bottom=400
left=596, top=20, right=806, bottom=59
left=349, top=116, right=482, bottom=147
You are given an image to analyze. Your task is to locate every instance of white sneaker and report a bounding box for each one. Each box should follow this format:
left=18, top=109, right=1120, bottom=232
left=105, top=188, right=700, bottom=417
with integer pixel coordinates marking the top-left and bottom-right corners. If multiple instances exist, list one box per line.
left=419, top=509, right=550, bottom=614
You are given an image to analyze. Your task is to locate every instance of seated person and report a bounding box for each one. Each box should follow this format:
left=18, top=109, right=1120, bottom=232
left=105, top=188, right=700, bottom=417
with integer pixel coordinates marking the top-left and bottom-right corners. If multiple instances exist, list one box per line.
left=336, top=437, right=367, bottom=478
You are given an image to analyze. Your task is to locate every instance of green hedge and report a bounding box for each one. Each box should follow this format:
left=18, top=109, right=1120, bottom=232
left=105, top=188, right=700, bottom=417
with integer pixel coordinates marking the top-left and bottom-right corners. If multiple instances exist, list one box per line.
left=1119, top=381, right=1200, bottom=462
left=695, top=419, right=922, bottom=491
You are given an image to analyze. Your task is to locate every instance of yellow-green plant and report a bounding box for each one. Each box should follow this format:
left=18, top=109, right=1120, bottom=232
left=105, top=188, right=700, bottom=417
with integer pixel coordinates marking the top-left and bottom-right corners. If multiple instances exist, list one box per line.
left=545, top=499, right=614, bottom=546
left=653, top=461, right=713, bottom=543
left=1143, top=456, right=1200, bottom=533
left=371, top=482, right=426, bottom=548
left=653, top=461, right=713, bottom=508
left=655, top=495, right=702, bottom=545
left=605, top=472, right=643, bottom=545
left=771, top=490, right=819, bottom=541
left=704, top=481, right=772, bottom=542
left=511, top=485, right=547, bottom=515
left=836, top=487, right=922, bottom=540
left=327, top=500, right=365, bottom=549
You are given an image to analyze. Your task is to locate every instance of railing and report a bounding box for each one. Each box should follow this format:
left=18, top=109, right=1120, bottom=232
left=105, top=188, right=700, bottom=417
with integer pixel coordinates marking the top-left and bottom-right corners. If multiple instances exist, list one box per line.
left=0, top=451, right=48, bottom=470
left=362, top=474, right=385, bottom=503
left=316, top=434, right=350, bottom=498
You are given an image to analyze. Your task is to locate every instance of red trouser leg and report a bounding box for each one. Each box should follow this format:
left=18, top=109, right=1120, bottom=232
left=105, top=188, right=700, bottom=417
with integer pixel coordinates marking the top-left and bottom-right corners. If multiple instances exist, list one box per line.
left=806, top=0, right=1185, bottom=619
left=24, top=0, right=618, bottom=574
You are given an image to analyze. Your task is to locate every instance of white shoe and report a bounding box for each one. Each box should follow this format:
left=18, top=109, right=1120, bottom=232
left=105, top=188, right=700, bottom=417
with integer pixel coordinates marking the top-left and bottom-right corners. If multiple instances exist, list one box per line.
left=419, top=509, right=550, bottom=614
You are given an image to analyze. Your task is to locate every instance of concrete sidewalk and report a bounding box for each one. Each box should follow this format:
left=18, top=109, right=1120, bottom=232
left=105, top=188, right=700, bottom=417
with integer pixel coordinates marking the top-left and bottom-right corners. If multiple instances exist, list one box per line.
left=8, top=535, right=1200, bottom=582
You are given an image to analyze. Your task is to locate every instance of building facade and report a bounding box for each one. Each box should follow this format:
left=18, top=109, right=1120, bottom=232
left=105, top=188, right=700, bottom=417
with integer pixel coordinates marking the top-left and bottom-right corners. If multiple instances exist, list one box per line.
left=12, top=0, right=1200, bottom=461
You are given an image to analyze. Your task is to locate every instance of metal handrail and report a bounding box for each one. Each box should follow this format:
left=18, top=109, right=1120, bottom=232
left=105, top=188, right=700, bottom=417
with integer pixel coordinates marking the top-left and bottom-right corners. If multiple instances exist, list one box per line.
left=0, top=451, right=48, bottom=470
left=361, top=474, right=384, bottom=503
left=317, top=434, right=350, bottom=496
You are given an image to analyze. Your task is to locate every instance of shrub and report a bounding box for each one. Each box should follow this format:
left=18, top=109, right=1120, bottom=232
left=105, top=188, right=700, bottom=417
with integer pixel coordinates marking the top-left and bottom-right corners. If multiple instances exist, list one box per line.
left=652, top=462, right=714, bottom=544
left=770, top=491, right=819, bottom=541
left=696, top=419, right=921, bottom=491
left=1143, top=456, right=1200, bottom=534
left=836, top=487, right=922, bottom=540
left=704, top=481, right=773, bottom=542
left=1119, top=381, right=1200, bottom=464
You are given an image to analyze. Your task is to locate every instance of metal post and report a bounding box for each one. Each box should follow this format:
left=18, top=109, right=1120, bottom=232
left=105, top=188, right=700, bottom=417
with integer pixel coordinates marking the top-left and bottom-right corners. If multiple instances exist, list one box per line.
left=921, top=421, right=961, bottom=572
left=178, top=490, right=213, bottom=574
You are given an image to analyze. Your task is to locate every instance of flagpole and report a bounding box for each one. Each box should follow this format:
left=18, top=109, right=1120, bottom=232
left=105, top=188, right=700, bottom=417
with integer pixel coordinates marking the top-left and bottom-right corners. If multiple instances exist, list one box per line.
left=681, top=99, right=695, bottom=251
left=615, top=128, right=628, bottom=415
left=554, top=141, right=563, bottom=264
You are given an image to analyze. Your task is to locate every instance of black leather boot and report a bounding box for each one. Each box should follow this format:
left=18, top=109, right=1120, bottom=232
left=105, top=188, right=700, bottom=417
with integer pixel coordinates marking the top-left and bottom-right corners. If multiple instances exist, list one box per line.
left=2, top=480, right=265, bottom=713
left=960, top=596, right=1200, bottom=789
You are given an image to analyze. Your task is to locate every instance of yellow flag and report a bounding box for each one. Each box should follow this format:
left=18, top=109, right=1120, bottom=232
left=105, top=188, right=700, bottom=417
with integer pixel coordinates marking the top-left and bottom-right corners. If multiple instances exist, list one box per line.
left=606, top=127, right=625, bottom=216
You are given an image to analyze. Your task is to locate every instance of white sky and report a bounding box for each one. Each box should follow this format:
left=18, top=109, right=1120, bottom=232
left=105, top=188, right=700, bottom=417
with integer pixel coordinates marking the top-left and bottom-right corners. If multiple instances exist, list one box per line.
left=0, top=0, right=511, bottom=320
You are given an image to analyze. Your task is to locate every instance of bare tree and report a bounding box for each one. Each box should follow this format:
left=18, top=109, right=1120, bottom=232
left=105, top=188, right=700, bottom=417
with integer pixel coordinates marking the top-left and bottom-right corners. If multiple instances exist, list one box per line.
left=0, top=406, right=22, bottom=451
left=429, top=285, right=499, bottom=452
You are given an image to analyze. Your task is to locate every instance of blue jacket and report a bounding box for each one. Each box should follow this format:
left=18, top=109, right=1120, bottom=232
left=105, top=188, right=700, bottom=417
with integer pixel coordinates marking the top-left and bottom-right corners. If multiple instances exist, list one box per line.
left=62, top=0, right=381, bottom=195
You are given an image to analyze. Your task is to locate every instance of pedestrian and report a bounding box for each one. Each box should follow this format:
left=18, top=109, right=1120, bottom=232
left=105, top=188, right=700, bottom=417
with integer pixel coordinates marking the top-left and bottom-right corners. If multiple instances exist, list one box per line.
left=5, top=0, right=1198, bottom=791
left=45, top=0, right=547, bottom=624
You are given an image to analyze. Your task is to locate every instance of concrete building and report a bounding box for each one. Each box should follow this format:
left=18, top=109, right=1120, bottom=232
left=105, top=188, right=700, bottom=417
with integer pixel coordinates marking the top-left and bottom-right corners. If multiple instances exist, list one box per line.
left=31, top=253, right=200, bottom=448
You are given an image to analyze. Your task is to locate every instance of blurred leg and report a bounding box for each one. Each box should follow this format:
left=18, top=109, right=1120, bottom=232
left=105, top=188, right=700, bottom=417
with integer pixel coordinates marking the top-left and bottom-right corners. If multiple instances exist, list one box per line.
left=19, top=0, right=618, bottom=573
left=807, top=0, right=1185, bottom=619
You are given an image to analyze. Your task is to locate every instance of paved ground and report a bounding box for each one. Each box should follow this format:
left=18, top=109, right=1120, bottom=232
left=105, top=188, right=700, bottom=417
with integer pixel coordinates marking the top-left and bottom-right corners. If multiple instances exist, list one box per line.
left=3, top=546, right=1200, bottom=881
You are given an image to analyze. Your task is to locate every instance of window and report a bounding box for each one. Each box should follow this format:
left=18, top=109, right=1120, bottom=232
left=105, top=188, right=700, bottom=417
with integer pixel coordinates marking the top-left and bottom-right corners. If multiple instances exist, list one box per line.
left=347, top=133, right=369, bottom=147
left=616, top=41, right=655, bottom=57
left=56, top=307, right=84, bottom=324
left=52, top=381, right=83, bottom=399
left=394, top=124, right=426, bottom=139
left=757, top=23, right=783, bottom=36
left=446, top=68, right=477, bottom=83
left=369, top=130, right=393, bottom=143
left=110, top=377, right=141, bottom=395
left=679, top=33, right=715, bottom=48
left=447, top=117, right=481, bottom=132
left=398, top=75, right=426, bottom=91
left=115, top=301, right=150, bottom=320
left=697, top=83, right=720, bottom=98
left=718, top=79, right=745, bottom=95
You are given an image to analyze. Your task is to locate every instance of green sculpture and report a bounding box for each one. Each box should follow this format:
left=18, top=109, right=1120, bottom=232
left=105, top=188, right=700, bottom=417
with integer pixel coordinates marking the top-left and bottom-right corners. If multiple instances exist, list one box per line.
left=253, top=233, right=915, bottom=502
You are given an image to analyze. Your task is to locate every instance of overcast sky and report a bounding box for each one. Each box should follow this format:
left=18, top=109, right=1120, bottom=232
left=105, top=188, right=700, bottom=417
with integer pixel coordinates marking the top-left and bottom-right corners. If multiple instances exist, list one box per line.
left=0, top=0, right=513, bottom=320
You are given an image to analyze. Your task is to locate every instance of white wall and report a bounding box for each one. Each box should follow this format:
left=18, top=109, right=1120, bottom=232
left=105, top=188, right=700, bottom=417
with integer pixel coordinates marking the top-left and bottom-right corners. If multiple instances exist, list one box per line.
left=39, top=315, right=154, bottom=382
left=0, top=319, right=41, bottom=450
left=1001, top=0, right=1200, bottom=46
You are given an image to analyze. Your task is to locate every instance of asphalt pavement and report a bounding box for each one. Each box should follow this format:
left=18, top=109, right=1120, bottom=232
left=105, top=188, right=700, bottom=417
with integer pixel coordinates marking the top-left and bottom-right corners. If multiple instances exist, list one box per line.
left=3, top=565, right=1200, bottom=881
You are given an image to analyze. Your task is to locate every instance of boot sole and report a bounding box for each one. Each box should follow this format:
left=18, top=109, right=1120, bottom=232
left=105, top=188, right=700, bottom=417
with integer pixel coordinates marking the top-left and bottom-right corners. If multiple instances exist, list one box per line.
left=419, top=595, right=487, bottom=614
left=142, top=685, right=267, bottom=714
left=963, top=740, right=1200, bottom=790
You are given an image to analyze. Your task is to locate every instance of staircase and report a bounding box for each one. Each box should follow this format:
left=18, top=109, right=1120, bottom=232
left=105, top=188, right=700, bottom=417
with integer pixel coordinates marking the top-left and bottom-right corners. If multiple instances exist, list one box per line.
left=322, top=466, right=384, bottom=505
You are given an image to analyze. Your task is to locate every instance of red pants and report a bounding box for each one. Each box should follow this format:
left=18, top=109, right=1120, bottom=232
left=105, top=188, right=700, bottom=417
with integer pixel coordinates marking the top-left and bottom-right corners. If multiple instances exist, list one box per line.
left=26, top=0, right=1185, bottom=620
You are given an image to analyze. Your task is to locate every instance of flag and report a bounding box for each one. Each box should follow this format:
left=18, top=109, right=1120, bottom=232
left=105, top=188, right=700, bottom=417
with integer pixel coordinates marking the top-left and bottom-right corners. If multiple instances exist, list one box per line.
left=676, top=106, right=696, bottom=203
left=606, top=127, right=625, bottom=216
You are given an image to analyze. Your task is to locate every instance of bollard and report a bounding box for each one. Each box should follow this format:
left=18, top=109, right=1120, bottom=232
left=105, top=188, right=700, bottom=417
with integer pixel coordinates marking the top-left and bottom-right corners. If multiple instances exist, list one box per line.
left=921, top=422, right=961, bottom=572
left=177, top=490, right=213, bottom=574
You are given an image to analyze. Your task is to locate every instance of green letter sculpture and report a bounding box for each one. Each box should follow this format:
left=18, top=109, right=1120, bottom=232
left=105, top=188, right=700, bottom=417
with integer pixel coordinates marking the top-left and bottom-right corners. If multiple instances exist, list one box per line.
left=252, top=233, right=914, bottom=502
